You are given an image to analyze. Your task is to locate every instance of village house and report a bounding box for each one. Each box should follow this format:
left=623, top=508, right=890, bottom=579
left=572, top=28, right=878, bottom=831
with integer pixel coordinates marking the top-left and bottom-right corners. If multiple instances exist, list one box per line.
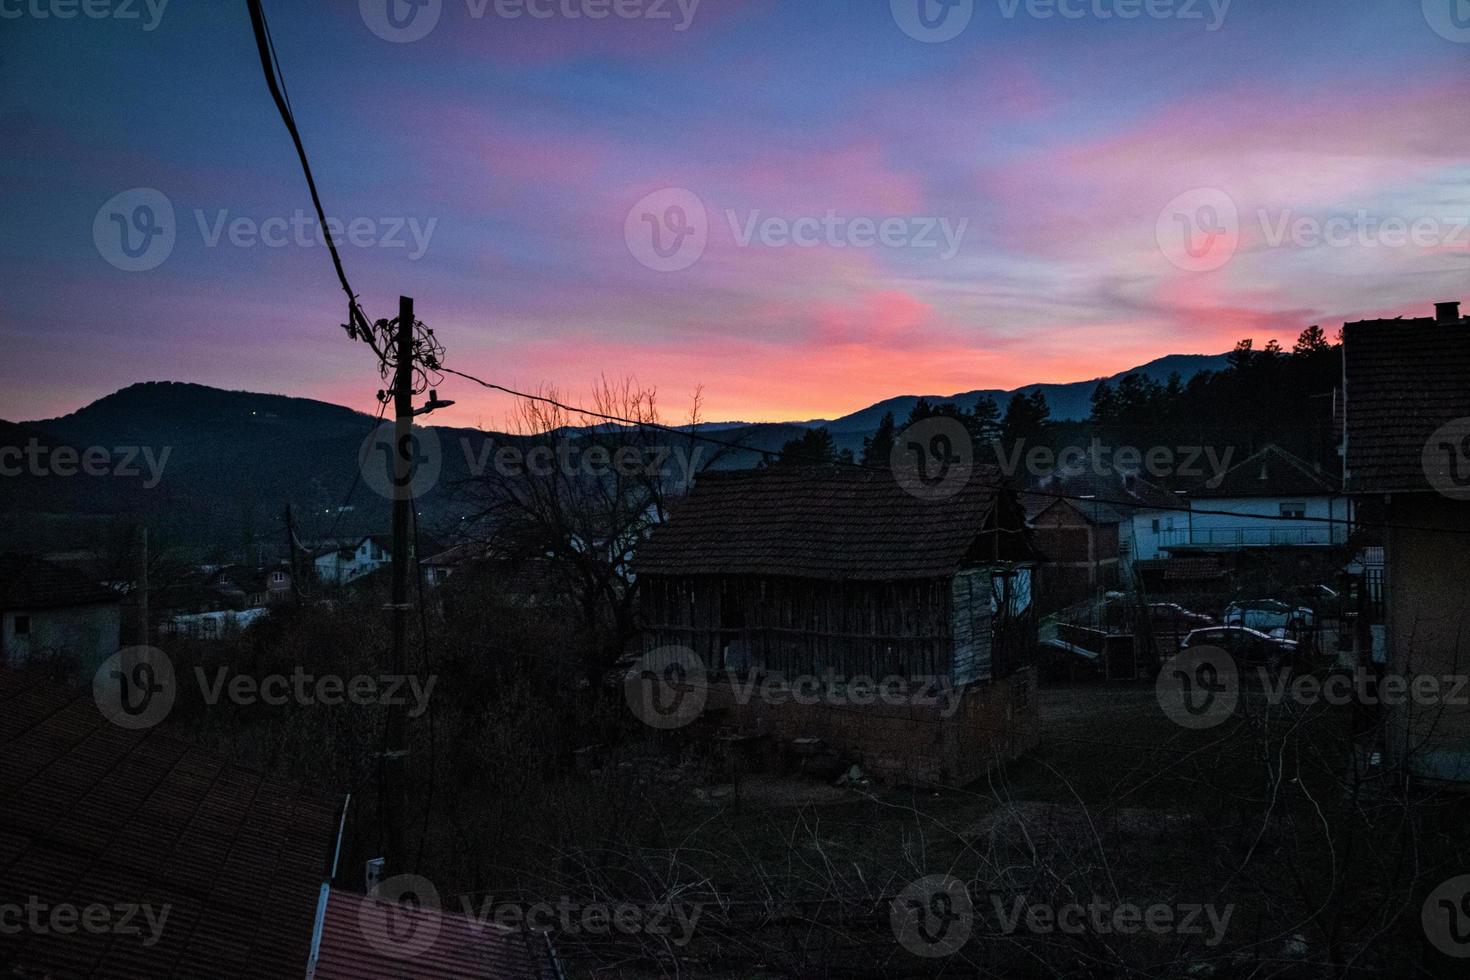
left=1021, top=487, right=1125, bottom=611
left=1342, top=300, right=1470, bottom=783
left=1165, top=443, right=1352, bottom=551
left=313, top=534, right=394, bottom=586
left=633, top=465, right=1040, bottom=786
left=0, top=554, right=121, bottom=674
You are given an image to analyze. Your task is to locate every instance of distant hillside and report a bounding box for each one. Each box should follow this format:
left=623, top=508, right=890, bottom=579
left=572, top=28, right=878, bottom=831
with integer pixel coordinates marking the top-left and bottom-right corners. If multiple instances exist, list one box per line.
left=816, top=353, right=1230, bottom=433
left=2, top=353, right=1230, bottom=554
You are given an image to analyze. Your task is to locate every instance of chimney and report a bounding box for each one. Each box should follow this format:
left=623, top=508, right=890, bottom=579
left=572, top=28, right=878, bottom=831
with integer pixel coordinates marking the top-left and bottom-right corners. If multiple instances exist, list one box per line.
left=1435, top=301, right=1460, bottom=324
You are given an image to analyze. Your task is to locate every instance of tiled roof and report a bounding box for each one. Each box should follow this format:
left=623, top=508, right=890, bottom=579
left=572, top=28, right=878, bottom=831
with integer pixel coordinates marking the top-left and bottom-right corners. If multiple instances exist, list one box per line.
left=0, top=670, right=338, bottom=979
left=1188, top=444, right=1338, bottom=498
left=1020, top=470, right=1177, bottom=524
left=312, top=888, right=562, bottom=980
left=1162, top=557, right=1227, bottom=582
left=634, top=465, right=1029, bottom=581
left=0, top=555, right=121, bottom=611
left=1343, top=315, right=1470, bottom=492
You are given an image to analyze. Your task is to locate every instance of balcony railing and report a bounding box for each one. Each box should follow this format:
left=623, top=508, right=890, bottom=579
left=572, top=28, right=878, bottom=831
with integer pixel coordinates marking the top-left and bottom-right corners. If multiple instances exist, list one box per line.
left=1158, top=525, right=1343, bottom=548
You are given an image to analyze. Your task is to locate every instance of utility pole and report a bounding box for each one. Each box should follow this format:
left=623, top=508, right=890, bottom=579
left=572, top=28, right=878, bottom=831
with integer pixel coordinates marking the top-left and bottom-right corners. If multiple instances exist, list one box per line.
left=284, top=503, right=304, bottom=606
left=384, top=295, right=413, bottom=877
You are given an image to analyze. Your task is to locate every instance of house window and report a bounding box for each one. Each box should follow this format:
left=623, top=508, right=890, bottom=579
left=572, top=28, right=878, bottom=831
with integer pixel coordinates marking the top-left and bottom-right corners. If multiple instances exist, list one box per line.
left=13, top=615, right=30, bottom=636
left=271, top=571, right=285, bottom=584
left=1151, top=519, right=1160, bottom=533
left=1280, top=502, right=1306, bottom=519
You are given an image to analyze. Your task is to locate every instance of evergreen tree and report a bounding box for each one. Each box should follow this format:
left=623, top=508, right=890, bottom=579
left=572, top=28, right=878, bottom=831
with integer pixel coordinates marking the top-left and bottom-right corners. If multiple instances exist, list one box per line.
left=859, top=412, right=897, bottom=466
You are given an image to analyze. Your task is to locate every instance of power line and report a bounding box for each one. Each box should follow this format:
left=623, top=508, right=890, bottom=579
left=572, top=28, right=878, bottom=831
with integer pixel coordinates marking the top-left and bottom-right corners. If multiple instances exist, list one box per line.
left=438, top=366, right=1470, bottom=538
left=244, top=0, right=384, bottom=364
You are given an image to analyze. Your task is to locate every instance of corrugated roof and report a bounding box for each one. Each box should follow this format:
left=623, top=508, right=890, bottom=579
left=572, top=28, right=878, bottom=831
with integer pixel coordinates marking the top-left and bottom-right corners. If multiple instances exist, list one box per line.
left=313, top=888, right=562, bottom=980
left=0, top=555, right=122, bottom=611
left=633, top=465, right=1025, bottom=581
left=1188, top=444, right=1338, bottom=498
left=0, top=669, right=338, bottom=979
left=1343, top=315, right=1470, bottom=493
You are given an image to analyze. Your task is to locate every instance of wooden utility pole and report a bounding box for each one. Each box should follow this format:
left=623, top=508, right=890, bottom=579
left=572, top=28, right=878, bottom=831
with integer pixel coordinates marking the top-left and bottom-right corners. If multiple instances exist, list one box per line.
left=384, top=295, right=414, bottom=876
left=284, top=504, right=304, bottom=606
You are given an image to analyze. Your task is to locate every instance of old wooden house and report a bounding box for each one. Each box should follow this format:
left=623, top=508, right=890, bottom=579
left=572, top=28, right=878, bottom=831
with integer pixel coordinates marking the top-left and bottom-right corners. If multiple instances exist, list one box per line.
left=633, top=465, right=1040, bottom=785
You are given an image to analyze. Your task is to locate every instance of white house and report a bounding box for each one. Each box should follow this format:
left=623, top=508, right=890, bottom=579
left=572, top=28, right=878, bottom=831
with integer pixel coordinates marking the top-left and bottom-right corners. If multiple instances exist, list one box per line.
left=313, top=535, right=393, bottom=586
left=1165, top=444, right=1351, bottom=551
left=0, top=555, right=123, bottom=675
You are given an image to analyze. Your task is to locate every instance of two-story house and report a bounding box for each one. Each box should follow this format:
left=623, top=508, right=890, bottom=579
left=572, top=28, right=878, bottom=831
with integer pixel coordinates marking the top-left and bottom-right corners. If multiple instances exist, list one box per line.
left=1342, top=300, right=1470, bottom=782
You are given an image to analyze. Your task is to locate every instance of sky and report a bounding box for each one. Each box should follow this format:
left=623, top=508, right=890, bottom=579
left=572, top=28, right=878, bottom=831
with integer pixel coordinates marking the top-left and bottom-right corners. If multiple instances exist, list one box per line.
left=2, top=0, right=1467, bottom=428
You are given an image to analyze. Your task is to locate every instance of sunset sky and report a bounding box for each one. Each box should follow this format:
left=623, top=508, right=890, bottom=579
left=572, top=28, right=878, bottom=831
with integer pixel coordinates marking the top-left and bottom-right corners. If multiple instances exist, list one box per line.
left=3, top=0, right=1467, bottom=427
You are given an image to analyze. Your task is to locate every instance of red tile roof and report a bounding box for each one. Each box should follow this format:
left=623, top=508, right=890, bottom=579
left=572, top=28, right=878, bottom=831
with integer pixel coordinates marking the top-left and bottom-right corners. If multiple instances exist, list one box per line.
left=1343, top=314, right=1470, bottom=492
left=311, top=888, right=562, bottom=980
left=0, top=669, right=339, bottom=979
left=633, top=465, right=1030, bottom=581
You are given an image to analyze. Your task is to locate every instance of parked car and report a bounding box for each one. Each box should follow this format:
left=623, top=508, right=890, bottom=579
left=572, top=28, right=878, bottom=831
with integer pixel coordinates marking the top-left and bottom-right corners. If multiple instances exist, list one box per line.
left=1148, top=602, right=1215, bottom=628
left=1180, top=625, right=1301, bottom=668
left=1223, top=599, right=1314, bottom=634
